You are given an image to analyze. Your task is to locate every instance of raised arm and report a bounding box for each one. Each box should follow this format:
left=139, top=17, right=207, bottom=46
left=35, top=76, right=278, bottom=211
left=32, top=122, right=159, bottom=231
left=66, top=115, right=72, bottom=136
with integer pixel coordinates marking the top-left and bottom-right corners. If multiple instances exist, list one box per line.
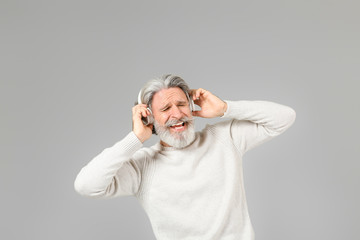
left=74, top=103, right=153, bottom=198
left=74, top=131, right=144, bottom=198
left=222, top=100, right=296, bottom=154
left=189, top=88, right=296, bottom=154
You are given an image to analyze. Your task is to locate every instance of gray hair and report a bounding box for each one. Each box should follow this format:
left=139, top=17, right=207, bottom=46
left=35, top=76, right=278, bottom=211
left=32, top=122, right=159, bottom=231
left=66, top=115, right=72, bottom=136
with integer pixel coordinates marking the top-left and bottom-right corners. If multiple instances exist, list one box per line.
left=139, top=74, right=191, bottom=109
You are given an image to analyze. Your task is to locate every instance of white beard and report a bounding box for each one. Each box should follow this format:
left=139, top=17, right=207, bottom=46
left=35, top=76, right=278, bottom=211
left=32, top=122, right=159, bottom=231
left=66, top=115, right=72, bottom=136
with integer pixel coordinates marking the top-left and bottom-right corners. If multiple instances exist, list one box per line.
left=154, top=116, right=196, bottom=149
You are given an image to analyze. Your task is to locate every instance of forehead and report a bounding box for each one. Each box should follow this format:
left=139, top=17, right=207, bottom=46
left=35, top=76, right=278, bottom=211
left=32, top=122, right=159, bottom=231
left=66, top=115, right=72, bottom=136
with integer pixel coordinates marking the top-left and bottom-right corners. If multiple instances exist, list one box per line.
left=152, top=87, right=187, bottom=107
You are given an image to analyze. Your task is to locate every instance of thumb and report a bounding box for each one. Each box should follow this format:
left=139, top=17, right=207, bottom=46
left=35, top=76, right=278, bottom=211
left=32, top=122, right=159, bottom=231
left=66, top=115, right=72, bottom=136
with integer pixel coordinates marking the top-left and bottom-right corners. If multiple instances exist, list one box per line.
left=191, top=110, right=202, bottom=117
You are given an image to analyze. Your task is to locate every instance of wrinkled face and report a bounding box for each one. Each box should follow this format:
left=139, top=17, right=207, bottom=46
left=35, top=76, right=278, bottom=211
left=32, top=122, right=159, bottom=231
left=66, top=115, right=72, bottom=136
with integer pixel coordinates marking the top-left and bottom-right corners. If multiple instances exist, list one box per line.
left=151, top=87, right=196, bottom=148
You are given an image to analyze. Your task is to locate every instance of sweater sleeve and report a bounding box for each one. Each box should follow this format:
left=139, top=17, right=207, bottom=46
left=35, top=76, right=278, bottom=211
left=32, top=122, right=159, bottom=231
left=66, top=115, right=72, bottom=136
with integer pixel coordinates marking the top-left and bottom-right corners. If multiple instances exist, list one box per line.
left=221, top=100, right=296, bottom=154
left=74, top=131, right=145, bottom=198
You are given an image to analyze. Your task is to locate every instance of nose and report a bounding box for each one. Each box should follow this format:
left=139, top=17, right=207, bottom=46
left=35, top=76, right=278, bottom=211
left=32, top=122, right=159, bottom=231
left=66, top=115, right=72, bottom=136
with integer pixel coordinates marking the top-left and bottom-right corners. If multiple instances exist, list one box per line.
left=170, top=105, right=183, bottom=119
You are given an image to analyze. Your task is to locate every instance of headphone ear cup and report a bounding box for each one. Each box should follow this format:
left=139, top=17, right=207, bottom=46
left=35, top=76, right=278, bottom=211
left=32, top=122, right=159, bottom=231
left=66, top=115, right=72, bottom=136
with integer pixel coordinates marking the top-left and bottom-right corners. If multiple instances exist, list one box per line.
left=190, top=99, right=195, bottom=112
left=186, top=92, right=195, bottom=112
left=147, top=115, right=154, bottom=125
left=147, top=108, right=154, bottom=124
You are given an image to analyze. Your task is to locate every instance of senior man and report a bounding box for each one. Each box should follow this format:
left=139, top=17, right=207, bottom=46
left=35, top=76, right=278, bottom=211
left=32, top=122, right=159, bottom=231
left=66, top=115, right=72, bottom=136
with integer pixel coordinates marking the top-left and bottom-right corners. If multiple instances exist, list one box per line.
left=74, top=74, right=296, bottom=240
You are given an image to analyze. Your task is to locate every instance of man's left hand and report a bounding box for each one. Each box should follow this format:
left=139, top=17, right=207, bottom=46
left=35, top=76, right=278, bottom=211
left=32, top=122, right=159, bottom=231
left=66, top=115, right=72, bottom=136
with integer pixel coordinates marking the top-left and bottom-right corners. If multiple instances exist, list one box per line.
left=189, top=88, right=227, bottom=118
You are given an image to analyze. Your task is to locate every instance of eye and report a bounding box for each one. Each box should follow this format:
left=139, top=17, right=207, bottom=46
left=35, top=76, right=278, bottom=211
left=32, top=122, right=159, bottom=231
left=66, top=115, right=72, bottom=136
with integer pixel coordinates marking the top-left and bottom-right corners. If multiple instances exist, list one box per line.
left=162, top=107, right=170, bottom=112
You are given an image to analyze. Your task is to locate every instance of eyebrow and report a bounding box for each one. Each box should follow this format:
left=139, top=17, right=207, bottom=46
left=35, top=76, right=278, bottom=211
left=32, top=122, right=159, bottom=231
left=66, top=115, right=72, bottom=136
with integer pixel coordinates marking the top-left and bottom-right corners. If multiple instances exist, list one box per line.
left=160, top=100, right=188, bottom=110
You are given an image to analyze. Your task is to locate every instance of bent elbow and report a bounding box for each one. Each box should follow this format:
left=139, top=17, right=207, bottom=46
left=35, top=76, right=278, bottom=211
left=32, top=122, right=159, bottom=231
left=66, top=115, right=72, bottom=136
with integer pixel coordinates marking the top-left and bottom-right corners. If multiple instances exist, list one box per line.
left=287, top=107, right=296, bottom=127
left=269, top=106, right=296, bottom=136
left=279, top=106, right=296, bottom=133
left=74, top=175, right=103, bottom=198
left=74, top=176, right=91, bottom=197
left=74, top=173, right=119, bottom=198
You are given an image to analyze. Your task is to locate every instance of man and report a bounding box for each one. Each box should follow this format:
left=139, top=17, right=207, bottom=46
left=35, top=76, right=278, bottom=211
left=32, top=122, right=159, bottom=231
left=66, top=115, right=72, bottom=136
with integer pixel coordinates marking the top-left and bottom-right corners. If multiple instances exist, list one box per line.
left=74, top=74, right=296, bottom=240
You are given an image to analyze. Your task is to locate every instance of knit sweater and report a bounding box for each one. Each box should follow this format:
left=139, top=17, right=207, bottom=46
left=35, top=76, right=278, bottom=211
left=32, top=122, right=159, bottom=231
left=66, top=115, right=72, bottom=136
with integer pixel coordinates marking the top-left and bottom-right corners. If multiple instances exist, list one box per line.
left=74, top=100, right=296, bottom=240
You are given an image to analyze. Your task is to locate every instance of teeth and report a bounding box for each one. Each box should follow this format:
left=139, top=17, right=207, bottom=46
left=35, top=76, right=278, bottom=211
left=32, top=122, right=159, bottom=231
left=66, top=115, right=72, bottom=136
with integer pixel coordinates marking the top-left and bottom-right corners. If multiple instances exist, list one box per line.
left=171, top=122, right=183, bottom=127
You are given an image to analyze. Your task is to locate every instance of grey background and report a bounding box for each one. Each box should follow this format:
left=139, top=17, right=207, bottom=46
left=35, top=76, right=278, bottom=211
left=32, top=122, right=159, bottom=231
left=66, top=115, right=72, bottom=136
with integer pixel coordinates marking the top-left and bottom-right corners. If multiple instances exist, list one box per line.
left=1, top=0, right=359, bottom=239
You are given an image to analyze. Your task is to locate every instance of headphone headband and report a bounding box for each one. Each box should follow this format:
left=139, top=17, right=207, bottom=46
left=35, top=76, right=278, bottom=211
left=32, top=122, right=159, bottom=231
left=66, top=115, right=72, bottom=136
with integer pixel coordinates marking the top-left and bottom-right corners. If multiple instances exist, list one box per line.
left=138, top=90, right=143, bottom=105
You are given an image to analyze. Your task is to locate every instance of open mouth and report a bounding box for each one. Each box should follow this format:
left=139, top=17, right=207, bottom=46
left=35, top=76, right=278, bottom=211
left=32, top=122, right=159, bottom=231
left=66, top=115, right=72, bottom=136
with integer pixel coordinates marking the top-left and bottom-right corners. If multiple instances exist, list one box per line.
left=170, top=121, right=186, bottom=131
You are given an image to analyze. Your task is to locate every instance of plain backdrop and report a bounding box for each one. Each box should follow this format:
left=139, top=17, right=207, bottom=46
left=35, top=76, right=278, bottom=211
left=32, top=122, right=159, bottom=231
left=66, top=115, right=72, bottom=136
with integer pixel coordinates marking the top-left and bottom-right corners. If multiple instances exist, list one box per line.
left=1, top=0, right=359, bottom=239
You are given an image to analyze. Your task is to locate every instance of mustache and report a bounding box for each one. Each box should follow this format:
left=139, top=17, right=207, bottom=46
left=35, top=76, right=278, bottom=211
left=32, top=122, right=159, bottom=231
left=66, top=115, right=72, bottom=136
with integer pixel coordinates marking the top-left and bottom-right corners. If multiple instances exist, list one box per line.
left=165, top=116, right=194, bottom=127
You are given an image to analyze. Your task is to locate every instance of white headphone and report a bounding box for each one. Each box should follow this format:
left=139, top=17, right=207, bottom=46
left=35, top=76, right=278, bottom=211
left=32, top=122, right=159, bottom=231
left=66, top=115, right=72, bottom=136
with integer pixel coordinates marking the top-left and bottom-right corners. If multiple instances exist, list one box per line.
left=137, top=88, right=195, bottom=126
left=137, top=90, right=154, bottom=125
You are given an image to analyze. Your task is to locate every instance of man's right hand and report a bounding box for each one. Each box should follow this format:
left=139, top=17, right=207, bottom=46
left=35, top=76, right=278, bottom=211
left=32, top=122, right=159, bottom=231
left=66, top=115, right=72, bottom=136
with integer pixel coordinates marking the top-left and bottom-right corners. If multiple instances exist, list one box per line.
left=132, top=104, right=153, bottom=143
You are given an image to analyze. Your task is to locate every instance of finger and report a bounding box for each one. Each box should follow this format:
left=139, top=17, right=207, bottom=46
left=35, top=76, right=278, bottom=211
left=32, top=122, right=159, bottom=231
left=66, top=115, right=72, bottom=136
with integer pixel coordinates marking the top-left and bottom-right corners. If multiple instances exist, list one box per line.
left=191, top=110, right=202, bottom=117
left=193, top=98, right=202, bottom=106
left=133, top=107, right=147, bottom=120
left=133, top=110, right=142, bottom=121
left=145, top=108, right=152, bottom=117
left=140, top=108, right=148, bottom=118
left=138, top=105, right=149, bottom=113
left=189, top=89, right=197, bottom=100
left=196, top=88, right=207, bottom=99
left=195, top=88, right=201, bottom=99
left=134, top=104, right=147, bottom=109
left=133, top=104, right=147, bottom=114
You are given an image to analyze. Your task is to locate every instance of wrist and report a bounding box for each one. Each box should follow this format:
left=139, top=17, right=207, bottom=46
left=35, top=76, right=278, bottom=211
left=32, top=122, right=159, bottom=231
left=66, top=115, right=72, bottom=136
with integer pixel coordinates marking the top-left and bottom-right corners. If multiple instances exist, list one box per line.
left=133, top=130, right=146, bottom=143
left=220, top=101, right=227, bottom=117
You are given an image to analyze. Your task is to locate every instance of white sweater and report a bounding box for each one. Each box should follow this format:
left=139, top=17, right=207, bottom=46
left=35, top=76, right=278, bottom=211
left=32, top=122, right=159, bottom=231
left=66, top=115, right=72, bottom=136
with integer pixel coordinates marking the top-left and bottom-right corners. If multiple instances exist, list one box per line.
left=74, top=100, right=296, bottom=240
